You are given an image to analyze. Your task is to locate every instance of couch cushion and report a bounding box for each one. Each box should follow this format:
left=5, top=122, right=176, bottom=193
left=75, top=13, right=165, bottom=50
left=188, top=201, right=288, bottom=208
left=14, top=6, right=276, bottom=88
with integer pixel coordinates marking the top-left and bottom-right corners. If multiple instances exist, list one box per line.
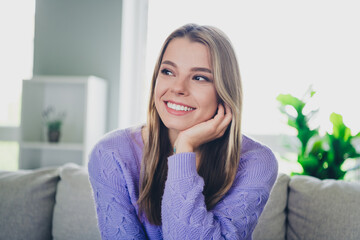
left=287, top=175, right=360, bottom=240
left=52, top=163, right=101, bottom=240
left=0, top=167, right=60, bottom=240
left=253, top=173, right=290, bottom=240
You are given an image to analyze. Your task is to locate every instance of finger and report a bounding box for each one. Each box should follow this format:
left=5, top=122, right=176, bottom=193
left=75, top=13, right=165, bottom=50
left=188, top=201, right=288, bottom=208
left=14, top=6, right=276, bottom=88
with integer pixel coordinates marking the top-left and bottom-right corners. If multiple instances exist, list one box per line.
left=217, top=103, right=225, bottom=116
left=224, top=104, right=232, bottom=120
left=218, top=104, right=233, bottom=130
left=205, top=104, right=229, bottom=138
left=224, top=103, right=232, bottom=115
left=213, top=103, right=225, bottom=122
left=210, top=105, right=227, bottom=133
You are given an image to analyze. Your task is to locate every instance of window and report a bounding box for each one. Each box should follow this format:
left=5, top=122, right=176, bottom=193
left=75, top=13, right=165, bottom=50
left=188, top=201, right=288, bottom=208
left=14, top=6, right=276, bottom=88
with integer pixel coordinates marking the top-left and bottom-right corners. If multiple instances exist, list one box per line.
left=0, top=0, right=35, bottom=170
left=145, top=0, right=360, bottom=175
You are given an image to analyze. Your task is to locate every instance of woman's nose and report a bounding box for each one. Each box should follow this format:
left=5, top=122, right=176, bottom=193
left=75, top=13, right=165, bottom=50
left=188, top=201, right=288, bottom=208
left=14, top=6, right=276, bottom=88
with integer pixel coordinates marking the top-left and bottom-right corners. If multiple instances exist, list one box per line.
left=171, top=77, right=188, bottom=95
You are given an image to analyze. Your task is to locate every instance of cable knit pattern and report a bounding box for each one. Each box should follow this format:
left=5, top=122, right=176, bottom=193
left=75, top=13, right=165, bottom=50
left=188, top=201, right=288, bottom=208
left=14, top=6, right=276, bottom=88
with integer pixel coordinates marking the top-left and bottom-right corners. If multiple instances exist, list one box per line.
left=88, top=126, right=278, bottom=240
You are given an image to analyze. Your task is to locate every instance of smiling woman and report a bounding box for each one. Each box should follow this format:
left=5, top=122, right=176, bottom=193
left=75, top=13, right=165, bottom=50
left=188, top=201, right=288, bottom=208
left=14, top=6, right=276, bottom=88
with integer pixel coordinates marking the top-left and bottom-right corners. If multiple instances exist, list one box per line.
left=154, top=38, right=218, bottom=139
left=88, top=23, right=278, bottom=239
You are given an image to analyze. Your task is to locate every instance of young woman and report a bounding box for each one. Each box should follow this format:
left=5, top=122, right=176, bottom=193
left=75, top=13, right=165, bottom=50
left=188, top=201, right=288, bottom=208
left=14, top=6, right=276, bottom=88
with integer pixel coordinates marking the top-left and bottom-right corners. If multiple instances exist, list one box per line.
left=88, top=24, right=278, bottom=239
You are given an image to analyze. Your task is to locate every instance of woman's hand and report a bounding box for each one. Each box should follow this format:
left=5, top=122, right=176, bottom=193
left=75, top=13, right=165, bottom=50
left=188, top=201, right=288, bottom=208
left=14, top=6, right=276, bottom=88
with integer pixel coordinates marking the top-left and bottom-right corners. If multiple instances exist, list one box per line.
left=174, top=103, right=232, bottom=154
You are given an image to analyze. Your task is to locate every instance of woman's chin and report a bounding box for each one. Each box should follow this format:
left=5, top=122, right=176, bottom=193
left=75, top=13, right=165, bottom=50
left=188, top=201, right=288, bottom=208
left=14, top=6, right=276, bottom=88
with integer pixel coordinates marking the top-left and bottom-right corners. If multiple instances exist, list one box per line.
left=163, top=121, right=196, bottom=133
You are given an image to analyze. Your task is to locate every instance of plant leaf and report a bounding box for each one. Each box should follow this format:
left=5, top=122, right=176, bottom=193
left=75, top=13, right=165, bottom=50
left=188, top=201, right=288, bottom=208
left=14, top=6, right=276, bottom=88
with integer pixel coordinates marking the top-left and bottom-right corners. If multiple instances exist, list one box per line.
left=276, top=94, right=305, bottom=113
left=330, top=112, right=350, bottom=141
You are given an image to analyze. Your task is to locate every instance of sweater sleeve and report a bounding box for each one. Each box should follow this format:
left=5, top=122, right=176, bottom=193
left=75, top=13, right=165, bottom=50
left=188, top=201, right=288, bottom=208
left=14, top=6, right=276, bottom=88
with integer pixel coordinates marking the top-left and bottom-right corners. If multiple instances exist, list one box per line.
left=88, top=144, right=147, bottom=240
left=161, top=149, right=278, bottom=240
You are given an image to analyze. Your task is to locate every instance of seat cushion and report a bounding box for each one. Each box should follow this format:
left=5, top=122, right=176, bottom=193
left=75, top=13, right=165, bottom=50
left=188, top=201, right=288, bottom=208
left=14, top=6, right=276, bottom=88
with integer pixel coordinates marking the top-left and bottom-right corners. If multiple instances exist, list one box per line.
left=253, top=173, right=290, bottom=240
left=287, top=175, right=360, bottom=240
left=52, top=163, right=101, bottom=240
left=0, top=167, right=60, bottom=240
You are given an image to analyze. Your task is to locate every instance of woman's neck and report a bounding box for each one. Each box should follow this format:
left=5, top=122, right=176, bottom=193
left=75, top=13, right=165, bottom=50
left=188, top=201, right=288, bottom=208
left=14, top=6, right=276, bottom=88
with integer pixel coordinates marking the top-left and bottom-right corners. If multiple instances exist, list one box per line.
left=168, top=128, right=179, bottom=148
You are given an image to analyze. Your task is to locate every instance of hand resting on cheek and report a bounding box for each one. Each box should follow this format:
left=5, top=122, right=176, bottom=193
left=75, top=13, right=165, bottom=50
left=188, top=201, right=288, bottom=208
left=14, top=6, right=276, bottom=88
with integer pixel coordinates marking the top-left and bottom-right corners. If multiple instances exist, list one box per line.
left=174, top=103, right=232, bottom=154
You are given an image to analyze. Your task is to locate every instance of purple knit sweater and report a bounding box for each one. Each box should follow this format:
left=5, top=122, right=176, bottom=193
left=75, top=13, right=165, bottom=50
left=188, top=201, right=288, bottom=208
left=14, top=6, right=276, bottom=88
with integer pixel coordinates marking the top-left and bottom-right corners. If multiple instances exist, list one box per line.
left=88, top=126, right=278, bottom=239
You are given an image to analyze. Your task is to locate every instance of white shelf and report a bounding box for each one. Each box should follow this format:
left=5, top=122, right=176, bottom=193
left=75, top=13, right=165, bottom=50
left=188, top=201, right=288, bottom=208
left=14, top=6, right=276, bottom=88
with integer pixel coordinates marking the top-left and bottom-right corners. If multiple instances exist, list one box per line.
left=21, top=141, right=84, bottom=151
left=19, top=75, right=107, bottom=169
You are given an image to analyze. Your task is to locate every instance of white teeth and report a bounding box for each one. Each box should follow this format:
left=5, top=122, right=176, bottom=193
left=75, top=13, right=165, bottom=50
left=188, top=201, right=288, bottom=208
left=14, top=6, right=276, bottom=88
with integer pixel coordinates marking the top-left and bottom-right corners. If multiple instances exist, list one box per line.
left=167, top=102, right=193, bottom=111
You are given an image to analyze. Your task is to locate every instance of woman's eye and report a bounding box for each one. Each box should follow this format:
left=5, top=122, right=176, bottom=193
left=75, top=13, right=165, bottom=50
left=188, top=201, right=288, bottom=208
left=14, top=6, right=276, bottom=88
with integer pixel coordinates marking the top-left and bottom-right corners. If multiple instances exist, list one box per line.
left=194, top=75, right=209, bottom=81
left=161, top=69, right=173, bottom=76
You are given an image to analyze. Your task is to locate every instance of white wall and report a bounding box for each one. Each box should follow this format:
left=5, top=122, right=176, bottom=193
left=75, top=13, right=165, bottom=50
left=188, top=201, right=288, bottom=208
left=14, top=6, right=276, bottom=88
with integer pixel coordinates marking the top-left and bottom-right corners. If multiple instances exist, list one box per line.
left=33, top=0, right=123, bottom=131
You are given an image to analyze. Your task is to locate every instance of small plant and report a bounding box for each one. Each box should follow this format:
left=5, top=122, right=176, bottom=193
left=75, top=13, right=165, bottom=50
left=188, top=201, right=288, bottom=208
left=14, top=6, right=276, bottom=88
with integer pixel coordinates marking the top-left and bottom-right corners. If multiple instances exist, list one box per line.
left=42, top=106, right=66, bottom=130
left=42, top=106, right=66, bottom=142
left=277, top=88, right=360, bottom=179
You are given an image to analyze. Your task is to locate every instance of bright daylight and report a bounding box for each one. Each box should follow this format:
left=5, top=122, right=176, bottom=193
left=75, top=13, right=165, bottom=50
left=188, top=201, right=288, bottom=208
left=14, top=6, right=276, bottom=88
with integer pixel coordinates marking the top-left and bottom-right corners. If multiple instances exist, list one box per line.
left=1, top=0, right=360, bottom=239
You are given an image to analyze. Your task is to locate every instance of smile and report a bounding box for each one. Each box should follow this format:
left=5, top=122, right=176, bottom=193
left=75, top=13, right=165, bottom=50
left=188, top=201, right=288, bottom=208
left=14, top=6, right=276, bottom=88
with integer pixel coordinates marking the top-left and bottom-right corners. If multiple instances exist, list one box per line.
left=165, top=101, right=196, bottom=113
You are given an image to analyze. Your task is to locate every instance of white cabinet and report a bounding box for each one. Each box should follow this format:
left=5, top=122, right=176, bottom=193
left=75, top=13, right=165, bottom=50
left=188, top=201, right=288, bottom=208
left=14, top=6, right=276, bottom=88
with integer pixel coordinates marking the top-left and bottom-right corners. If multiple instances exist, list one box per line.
left=19, top=75, right=107, bottom=169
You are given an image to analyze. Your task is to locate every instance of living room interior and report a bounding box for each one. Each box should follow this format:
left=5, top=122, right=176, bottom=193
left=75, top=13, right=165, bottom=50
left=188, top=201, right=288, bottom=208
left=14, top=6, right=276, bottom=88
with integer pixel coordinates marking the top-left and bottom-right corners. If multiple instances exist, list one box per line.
left=1, top=0, right=360, bottom=239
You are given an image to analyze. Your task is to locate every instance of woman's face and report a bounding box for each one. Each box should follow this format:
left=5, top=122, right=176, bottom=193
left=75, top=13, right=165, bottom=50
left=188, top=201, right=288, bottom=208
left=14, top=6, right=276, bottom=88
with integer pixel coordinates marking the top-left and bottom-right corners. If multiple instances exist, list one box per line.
left=154, top=37, right=218, bottom=133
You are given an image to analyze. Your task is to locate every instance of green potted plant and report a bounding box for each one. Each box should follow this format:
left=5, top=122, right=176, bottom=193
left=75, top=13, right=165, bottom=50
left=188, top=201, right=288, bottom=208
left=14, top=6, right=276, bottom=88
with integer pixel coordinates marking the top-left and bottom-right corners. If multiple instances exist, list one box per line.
left=276, top=88, right=360, bottom=179
left=42, top=106, right=66, bottom=143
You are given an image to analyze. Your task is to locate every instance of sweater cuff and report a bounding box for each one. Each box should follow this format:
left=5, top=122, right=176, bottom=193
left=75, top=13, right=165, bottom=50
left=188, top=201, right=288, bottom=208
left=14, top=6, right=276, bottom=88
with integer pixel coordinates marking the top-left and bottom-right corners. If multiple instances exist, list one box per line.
left=167, top=152, right=197, bottom=180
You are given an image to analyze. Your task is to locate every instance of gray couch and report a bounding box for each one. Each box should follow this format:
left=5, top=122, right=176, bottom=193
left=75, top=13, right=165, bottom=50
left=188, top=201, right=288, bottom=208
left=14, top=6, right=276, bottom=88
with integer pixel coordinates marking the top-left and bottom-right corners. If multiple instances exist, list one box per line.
left=1, top=163, right=359, bottom=240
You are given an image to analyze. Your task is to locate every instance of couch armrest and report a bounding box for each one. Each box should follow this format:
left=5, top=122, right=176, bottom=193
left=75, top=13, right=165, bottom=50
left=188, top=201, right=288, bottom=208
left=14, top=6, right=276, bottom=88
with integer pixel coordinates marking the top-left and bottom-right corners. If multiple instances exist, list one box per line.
left=287, top=175, right=360, bottom=240
left=0, top=167, right=60, bottom=240
left=253, top=173, right=290, bottom=240
left=52, top=163, right=101, bottom=240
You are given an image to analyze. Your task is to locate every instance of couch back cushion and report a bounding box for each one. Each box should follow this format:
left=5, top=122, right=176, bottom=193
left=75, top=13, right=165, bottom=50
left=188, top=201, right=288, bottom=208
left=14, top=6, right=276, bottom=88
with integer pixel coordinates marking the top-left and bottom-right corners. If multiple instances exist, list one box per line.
left=287, top=175, right=360, bottom=240
left=0, top=167, right=60, bottom=240
left=52, top=163, right=101, bottom=240
left=253, top=173, right=290, bottom=240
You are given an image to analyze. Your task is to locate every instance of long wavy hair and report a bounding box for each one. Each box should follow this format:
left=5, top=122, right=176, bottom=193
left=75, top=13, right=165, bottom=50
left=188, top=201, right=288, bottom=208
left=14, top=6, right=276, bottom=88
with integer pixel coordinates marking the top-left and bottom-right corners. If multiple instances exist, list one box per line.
left=138, top=23, right=243, bottom=225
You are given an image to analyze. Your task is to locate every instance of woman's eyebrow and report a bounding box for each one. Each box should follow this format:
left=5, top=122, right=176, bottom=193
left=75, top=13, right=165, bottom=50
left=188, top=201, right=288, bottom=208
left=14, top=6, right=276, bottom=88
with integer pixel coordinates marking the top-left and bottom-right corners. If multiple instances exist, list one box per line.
left=161, top=60, right=212, bottom=74
left=190, top=67, right=212, bottom=74
left=161, top=60, right=177, bottom=67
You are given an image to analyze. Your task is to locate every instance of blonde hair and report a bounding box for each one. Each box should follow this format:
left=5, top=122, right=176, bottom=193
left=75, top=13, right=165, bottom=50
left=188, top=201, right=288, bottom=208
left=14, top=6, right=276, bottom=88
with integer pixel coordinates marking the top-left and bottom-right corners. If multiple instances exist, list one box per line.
left=138, top=23, right=243, bottom=225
